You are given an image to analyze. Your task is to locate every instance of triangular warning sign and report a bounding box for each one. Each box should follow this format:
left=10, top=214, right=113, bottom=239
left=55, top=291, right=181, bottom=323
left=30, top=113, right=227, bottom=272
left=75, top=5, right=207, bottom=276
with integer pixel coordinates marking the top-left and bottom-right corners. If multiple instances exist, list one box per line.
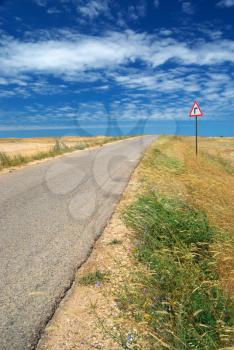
left=189, top=101, right=203, bottom=117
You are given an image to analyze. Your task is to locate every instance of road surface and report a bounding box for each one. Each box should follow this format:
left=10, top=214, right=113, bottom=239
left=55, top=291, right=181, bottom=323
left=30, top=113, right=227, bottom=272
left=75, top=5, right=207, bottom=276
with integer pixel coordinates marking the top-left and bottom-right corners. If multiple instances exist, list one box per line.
left=0, top=136, right=155, bottom=350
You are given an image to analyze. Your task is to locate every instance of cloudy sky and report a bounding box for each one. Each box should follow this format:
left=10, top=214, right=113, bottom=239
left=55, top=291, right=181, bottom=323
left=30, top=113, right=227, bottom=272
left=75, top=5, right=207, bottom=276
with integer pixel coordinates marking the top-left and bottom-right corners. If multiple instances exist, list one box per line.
left=0, top=0, right=234, bottom=136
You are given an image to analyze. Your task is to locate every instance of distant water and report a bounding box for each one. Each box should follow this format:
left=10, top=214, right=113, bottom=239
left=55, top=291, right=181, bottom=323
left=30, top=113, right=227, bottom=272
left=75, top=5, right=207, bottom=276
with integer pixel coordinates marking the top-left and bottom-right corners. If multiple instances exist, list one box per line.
left=0, top=120, right=233, bottom=138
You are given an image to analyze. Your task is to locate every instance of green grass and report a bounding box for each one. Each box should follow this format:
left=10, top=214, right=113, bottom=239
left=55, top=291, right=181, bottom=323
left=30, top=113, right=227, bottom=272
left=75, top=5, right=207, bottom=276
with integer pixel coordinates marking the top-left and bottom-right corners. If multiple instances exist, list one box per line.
left=79, top=270, right=107, bottom=286
left=144, top=148, right=184, bottom=174
left=108, top=239, right=123, bottom=245
left=0, top=140, right=73, bottom=169
left=75, top=143, right=86, bottom=150
left=0, top=151, right=28, bottom=167
left=0, top=152, right=14, bottom=167
left=121, top=193, right=234, bottom=349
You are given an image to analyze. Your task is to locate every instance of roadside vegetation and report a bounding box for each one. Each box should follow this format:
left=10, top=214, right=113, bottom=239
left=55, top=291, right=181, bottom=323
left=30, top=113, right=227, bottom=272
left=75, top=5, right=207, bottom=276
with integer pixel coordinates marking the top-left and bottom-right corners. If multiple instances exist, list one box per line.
left=0, top=140, right=83, bottom=169
left=109, top=136, right=234, bottom=349
left=121, top=195, right=233, bottom=349
left=37, top=136, right=234, bottom=350
left=79, top=270, right=109, bottom=286
left=0, top=136, right=128, bottom=171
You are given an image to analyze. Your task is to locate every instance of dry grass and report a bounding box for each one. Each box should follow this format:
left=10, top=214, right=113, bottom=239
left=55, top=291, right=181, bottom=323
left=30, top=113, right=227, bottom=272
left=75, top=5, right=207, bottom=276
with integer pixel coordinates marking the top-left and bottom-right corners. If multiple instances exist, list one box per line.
left=138, top=136, right=234, bottom=296
left=0, top=136, right=117, bottom=157
left=110, top=136, right=234, bottom=349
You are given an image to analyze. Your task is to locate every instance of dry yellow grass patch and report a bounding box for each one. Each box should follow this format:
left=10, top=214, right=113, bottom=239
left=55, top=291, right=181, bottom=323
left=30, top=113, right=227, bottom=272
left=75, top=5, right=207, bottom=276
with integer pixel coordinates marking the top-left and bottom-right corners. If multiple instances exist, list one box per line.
left=0, top=136, right=116, bottom=157
left=138, top=136, right=234, bottom=295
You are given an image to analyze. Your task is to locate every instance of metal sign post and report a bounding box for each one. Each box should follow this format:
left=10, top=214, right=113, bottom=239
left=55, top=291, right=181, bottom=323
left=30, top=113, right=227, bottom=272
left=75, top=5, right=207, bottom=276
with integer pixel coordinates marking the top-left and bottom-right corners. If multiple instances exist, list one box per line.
left=189, top=101, right=203, bottom=156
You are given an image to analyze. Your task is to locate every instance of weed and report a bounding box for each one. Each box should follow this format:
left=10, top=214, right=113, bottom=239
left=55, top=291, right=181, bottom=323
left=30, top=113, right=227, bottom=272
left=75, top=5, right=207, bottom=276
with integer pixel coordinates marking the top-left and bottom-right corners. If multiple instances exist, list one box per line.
left=79, top=270, right=108, bottom=286
left=75, top=143, right=86, bottom=150
left=0, top=152, right=12, bottom=167
left=108, top=239, right=123, bottom=245
left=0, top=152, right=27, bottom=168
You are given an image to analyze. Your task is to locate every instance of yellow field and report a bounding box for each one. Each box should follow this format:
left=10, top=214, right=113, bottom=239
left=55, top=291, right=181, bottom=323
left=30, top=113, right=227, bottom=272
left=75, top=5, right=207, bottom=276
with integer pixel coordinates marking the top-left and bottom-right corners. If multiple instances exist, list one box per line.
left=0, top=136, right=113, bottom=157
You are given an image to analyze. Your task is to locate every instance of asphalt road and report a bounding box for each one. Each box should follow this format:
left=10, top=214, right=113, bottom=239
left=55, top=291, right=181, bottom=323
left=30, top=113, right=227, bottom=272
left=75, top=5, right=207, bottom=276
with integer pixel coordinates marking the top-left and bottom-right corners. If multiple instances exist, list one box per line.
left=0, top=136, right=155, bottom=350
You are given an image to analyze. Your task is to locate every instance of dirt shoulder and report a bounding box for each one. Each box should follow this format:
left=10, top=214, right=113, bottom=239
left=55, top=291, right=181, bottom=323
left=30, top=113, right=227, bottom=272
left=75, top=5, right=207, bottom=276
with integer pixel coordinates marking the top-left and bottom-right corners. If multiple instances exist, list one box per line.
left=37, top=161, right=140, bottom=350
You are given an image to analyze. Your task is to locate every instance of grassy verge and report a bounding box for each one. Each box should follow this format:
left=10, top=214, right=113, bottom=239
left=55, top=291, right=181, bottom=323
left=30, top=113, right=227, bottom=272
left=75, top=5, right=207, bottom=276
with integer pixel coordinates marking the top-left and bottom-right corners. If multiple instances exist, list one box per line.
left=122, top=195, right=233, bottom=349
left=0, top=136, right=128, bottom=171
left=111, top=136, right=234, bottom=349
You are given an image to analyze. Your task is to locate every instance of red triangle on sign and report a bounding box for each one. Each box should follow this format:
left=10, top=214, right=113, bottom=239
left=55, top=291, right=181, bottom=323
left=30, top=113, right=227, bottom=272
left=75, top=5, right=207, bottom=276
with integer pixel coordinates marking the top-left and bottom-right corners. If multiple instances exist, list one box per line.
left=189, top=101, right=203, bottom=117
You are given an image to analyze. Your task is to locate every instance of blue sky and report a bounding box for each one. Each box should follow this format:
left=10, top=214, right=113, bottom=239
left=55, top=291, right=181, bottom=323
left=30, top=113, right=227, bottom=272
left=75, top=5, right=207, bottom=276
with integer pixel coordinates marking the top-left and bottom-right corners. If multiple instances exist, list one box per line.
left=0, top=0, right=234, bottom=136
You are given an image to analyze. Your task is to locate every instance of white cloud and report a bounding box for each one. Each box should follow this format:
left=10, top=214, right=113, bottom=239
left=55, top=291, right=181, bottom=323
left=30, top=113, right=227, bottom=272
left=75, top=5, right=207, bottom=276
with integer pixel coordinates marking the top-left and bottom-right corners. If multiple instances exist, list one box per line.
left=1, top=29, right=234, bottom=120
left=128, top=5, right=139, bottom=20
left=127, top=1, right=148, bottom=21
left=217, top=0, right=234, bottom=7
left=77, top=0, right=110, bottom=19
left=159, top=29, right=173, bottom=36
left=136, top=0, right=147, bottom=17
left=47, top=7, right=61, bottom=15
left=113, top=69, right=202, bottom=93
left=1, top=30, right=234, bottom=81
left=198, top=27, right=223, bottom=40
left=34, top=0, right=48, bottom=7
left=181, top=1, right=194, bottom=15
